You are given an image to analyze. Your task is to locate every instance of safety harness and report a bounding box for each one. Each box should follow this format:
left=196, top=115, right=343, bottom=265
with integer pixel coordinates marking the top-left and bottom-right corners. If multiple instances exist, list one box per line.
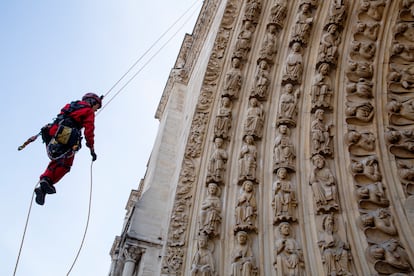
left=42, top=101, right=88, bottom=160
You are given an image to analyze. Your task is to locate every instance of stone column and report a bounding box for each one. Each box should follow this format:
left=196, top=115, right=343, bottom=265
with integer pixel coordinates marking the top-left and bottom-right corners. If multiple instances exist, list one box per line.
left=121, top=245, right=142, bottom=276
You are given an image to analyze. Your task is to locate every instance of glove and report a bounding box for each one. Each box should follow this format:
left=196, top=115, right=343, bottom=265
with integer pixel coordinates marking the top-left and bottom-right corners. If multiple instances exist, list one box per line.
left=90, top=149, right=97, bottom=161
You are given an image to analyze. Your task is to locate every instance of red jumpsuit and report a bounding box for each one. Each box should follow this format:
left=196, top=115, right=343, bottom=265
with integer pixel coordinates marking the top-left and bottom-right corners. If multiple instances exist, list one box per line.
left=40, top=100, right=96, bottom=185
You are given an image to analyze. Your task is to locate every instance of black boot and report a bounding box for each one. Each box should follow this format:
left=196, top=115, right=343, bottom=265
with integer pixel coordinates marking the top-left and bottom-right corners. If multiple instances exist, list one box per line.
left=35, top=178, right=56, bottom=206
left=39, top=178, right=56, bottom=194
left=34, top=187, right=46, bottom=205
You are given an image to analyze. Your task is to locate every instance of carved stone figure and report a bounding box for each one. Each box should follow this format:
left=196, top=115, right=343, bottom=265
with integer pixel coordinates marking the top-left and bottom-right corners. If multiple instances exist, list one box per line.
left=291, top=2, right=314, bottom=46
left=354, top=22, right=380, bottom=41
left=312, top=63, right=333, bottom=111
left=282, top=42, right=303, bottom=85
left=274, top=222, right=303, bottom=275
left=367, top=239, right=412, bottom=274
left=244, top=98, right=264, bottom=139
left=269, top=0, right=288, bottom=28
left=243, top=0, right=262, bottom=25
left=346, top=78, right=373, bottom=99
left=272, top=168, right=297, bottom=223
left=351, top=156, right=382, bottom=183
left=345, top=101, right=374, bottom=124
left=235, top=180, right=257, bottom=232
left=214, top=97, right=232, bottom=139
left=199, top=183, right=222, bottom=237
left=391, top=43, right=414, bottom=63
left=350, top=41, right=376, bottom=60
left=277, top=83, right=300, bottom=127
left=328, top=0, right=347, bottom=25
left=361, top=208, right=397, bottom=243
left=223, top=57, right=243, bottom=99
left=231, top=231, right=257, bottom=276
left=207, top=138, right=228, bottom=184
left=394, top=22, right=414, bottom=43
left=359, top=0, right=386, bottom=21
left=346, top=60, right=373, bottom=82
left=310, top=155, right=339, bottom=213
left=311, top=109, right=332, bottom=156
left=191, top=234, right=216, bottom=276
left=258, top=24, right=278, bottom=64
left=387, top=97, right=414, bottom=126
left=356, top=182, right=390, bottom=209
left=318, top=24, right=340, bottom=65
left=274, top=125, right=296, bottom=171
left=239, top=135, right=257, bottom=182
left=346, top=129, right=376, bottom=155
left=234, top=20, right=254, bottom=60
left=318, top=214, right=352, bottom=276
left=397, top=160, right=414, bottom=183
left=386, top=128, right=414, bottom=158
left=250, top=60, right=270, bottom=100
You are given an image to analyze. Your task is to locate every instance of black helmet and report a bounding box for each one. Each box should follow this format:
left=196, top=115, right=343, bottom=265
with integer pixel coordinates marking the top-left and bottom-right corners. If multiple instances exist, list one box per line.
left=82, top=93, right=103, bottom=108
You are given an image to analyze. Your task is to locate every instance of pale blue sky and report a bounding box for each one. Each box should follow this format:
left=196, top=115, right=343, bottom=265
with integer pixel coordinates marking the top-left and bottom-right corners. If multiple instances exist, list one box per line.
left=1, top=1, right=201, bottom=275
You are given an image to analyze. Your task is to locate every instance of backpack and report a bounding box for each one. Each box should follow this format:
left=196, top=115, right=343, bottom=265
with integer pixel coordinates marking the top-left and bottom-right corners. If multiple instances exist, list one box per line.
left=43, top=101, right=87, bottom=160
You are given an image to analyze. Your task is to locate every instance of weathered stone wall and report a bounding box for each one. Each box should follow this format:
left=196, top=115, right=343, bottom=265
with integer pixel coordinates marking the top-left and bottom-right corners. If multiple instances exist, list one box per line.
left=110, top=1, right=414, bottom=275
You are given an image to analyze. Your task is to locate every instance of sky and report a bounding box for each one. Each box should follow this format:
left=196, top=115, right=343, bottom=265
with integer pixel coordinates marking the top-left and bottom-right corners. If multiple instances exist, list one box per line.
left=1, top=1, right=202, bottom=275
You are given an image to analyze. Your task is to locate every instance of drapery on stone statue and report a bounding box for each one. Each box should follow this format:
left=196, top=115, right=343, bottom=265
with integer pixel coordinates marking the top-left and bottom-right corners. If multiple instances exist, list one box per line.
left=239, top=135, right=257, bottom=182
left=272, top=168, right=297, bottom=223
left=207, top=137, right=228, bottom=184
left=231, top=231, right=257, bottom=276
left=235, top=180, right=257, bottom=233
left=199, top=182, right=222, bottom=237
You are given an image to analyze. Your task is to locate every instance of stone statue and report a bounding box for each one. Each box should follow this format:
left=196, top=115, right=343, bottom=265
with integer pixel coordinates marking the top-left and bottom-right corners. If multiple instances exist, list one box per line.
left=291, top=2, right=314, bottom=46
left=223, top=57, right=243, bottom=99
left=214, top=97, right=232, bottom=139
left=346, top=129, right=376, bottom=155
left=235, top=180, right=257, bottom=232
left=199, top=183, right=222, bottom=237
left=356, top=182, right=389, bottom=209
left=346, top=78, right=373, bottom=99
left=277, top=83, right=300, bottom=127
left=312, top=63, right=333, bottom=111
left=207, top=138, right=228, bottom=184
left=234, top=20, right=254, bottom=60
left=282, top=42, right=303, bottom=85
left=231, top=231, right=257, bottom=276
left=272, top=168, right=297, bottom=223
left=310, top=155, right=339, bottom=213
left=239, top=135, right=257, bottom=182
left=318, top=214, right=352, bottom=276
left=345, top=101, right=374, bottom=124
left=191, top=234, right=216, bottom=276
left=243, top=0, right=262, bottom=24
left=269, top=0, right=288, bottom=28
left=258, top=24, right=278, bottom=64
left=274, top=222, right=303, bottom=275
left=274, top=125, right=296, bottom=171
left=250, top=60, right=270, bottom=100
left=367, top=239, right=412, bottom=274
left=244, top=98, right=264, bottom=139
left=318, top=24, right=340, bottom=65
left=311, top=109, right=332, bottom=156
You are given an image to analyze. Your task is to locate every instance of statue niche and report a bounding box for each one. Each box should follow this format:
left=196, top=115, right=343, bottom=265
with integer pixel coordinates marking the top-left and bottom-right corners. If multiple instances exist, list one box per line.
left=272, top=168, right=297, bottom=223
left=274, top=222, right=304, bottom=275
left=309, top=154, right=339, bottom=213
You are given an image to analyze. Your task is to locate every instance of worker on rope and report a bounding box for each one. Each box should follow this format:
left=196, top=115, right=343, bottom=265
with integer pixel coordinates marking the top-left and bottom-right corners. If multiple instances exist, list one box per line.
left=34, top=93, right=103, bottom=205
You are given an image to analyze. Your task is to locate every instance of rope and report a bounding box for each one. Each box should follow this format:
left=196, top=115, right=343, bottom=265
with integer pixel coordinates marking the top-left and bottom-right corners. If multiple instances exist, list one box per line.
left=102, top=0, right=202, bottom=99
left=66, top=161, right=94, bottom=275
left=97, top=0, right=202, bottom=115
left=13, top=183, right=37, bottom=276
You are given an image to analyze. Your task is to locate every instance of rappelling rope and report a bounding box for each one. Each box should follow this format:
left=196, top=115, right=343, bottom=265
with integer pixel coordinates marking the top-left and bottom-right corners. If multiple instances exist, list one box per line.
left=13, top=182, right=37, bottom=276
left=66, top=161, right=94, bottom=275
left=98, top=4, right=200, bottom=115
left=14, top=0, right=202, bottom=274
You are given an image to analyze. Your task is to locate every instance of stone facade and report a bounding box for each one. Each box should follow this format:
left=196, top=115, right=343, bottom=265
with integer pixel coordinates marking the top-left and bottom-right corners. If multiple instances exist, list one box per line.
left=109, top=0, right=414, bottom=275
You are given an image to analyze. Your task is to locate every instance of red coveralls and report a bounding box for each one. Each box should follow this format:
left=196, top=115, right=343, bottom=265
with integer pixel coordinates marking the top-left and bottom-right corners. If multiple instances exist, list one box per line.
left=40, top=100, right=96, bottom=185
